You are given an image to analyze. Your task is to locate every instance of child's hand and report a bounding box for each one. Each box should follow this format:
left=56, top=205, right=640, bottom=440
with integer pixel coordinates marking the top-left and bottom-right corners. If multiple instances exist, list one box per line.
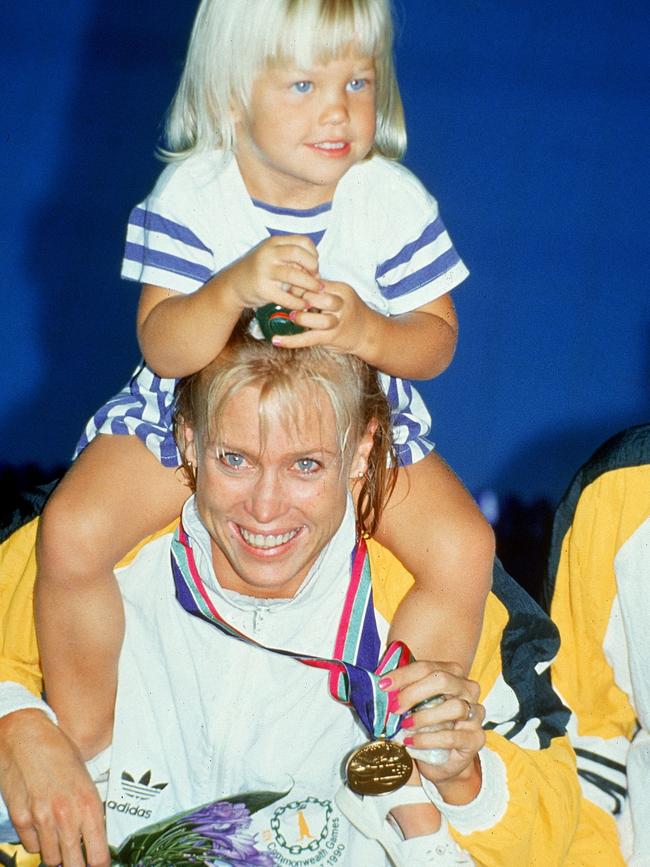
left=228, top=235, right=320, bottom=311
left=269, top=279, right=375, bottom=356
left=379, top=660, right=486, bottom=791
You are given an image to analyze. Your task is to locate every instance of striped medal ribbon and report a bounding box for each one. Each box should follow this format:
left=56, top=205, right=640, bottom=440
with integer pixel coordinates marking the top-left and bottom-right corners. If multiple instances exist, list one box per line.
left=170, top=521, right=414, bottom=794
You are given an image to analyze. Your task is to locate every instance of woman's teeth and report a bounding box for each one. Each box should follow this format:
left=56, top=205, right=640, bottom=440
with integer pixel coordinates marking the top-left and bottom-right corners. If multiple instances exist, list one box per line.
left=240, top=527, right=299, bottom=549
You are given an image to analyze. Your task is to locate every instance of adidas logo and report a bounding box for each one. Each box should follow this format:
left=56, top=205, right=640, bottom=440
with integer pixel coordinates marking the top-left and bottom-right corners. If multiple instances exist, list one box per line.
left=120, top=770, right=168, bottom=801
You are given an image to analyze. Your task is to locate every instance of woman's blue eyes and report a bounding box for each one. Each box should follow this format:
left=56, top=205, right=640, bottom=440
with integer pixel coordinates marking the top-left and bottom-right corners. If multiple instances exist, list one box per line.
left=292, top=81, right=313, bottom=94
left=219, top=453, right=319, bottom=474
left=222, top=452, right=246, bottom=468
left=295, top=458, right=319, bottom=473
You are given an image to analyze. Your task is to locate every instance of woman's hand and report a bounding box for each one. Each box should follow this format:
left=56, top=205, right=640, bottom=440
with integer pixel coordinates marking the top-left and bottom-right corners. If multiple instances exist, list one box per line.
left=380, top=660, right=486, bottom=801
left=0, top=709, right=110, bottom=867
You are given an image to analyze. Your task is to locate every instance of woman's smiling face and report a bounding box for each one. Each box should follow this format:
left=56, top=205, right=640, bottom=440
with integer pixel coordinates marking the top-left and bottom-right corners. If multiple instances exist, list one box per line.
left=186, top=383, right=372, bottom=598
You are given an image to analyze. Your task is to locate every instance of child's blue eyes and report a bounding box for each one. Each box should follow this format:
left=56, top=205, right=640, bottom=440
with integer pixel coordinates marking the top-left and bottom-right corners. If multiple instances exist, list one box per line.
left=290, top=79, right=369, bottom=94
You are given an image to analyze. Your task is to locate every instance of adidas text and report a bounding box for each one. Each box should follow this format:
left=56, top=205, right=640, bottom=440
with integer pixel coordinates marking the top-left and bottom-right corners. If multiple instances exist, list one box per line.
left=107, top=800, right=152, bottom=819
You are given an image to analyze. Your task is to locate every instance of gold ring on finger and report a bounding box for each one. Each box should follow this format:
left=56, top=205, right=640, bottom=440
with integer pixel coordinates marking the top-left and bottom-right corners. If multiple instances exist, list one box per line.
left=463, top=699, right=475, bottom=721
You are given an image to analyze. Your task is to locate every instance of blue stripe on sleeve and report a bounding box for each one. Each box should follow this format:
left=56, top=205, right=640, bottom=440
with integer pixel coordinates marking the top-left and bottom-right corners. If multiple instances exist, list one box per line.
left=124, top=243, right=213, bottom=285
left=380, top=247, right=461, bottom=301
left=375, top=218, right=446, bottom=280
left=129, top=207, right=212, bottom=253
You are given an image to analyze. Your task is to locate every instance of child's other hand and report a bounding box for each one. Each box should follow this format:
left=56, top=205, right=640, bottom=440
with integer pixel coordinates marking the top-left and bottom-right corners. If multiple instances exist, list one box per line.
left=271, top=279, right=375, bottom=356
left=229, top=235, right=320, bottom=311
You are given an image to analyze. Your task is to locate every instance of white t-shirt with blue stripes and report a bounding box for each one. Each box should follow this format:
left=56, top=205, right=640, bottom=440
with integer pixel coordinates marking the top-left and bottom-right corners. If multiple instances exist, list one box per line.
left=76, top=152, right=469, bottom=467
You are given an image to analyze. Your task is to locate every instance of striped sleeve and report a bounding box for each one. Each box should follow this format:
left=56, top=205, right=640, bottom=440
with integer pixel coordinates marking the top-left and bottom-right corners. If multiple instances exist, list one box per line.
left=372, top=165, right=469, bottom=314
left=121, top=200, right=215, bottom=295
left=376, top=211, right=468, bottom=314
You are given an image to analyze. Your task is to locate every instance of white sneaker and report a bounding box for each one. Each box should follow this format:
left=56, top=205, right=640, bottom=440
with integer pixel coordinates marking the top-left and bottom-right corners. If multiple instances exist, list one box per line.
left=335, top=784, right=475, bottom=866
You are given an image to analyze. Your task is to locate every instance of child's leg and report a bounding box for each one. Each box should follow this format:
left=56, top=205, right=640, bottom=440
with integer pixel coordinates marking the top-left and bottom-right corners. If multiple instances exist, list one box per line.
left=35, top=434, right=190, bottom=758
left=376, top=451, right=494, bottom=674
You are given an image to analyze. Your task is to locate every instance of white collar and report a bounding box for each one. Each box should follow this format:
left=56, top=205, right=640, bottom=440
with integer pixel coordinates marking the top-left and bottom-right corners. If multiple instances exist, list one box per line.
left=179, top=494, right=357, bottom=613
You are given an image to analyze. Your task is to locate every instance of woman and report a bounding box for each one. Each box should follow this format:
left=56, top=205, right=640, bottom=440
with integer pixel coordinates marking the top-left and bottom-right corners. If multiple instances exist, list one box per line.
left=1, top=331, right=586, bottom=866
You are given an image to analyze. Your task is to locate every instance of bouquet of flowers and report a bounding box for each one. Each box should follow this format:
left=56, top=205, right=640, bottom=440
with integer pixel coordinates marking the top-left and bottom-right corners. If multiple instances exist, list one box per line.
left=105, top=790, right=285, bottom=867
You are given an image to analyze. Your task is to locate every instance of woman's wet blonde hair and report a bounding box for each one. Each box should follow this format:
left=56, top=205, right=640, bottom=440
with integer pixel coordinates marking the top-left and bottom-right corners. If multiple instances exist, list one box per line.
left=174, top=322, right=397, bottom=537
left=162, top=0, right=406, bottom=161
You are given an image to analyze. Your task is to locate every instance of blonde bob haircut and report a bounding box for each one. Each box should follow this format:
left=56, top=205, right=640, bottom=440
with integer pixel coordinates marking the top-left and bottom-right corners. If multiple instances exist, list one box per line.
left=163, top=0, right=406, bottom=161
left=174, top=319, right=397, bottom=538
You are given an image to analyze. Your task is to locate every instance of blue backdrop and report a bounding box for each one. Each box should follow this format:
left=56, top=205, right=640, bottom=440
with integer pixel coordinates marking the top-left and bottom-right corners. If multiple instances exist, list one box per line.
left=2, top=1, right=648, bottom=505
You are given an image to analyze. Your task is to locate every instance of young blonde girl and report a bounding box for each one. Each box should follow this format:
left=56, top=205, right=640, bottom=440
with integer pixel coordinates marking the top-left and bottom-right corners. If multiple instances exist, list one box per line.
left=36, top=0, right=493, bottom=783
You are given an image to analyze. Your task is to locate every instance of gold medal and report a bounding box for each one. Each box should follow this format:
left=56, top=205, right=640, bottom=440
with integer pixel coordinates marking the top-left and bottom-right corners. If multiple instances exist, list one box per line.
left=346, top=737, right=413, bottom=795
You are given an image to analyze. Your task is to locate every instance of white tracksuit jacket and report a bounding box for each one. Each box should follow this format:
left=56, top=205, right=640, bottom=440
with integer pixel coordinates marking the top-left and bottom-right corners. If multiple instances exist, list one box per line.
left=1, top=492, right=605, bottom=865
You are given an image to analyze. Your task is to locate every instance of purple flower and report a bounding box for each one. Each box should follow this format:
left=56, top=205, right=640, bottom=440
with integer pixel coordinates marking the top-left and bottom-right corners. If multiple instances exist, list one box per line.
left=185, top=801, right=274, bottom=866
